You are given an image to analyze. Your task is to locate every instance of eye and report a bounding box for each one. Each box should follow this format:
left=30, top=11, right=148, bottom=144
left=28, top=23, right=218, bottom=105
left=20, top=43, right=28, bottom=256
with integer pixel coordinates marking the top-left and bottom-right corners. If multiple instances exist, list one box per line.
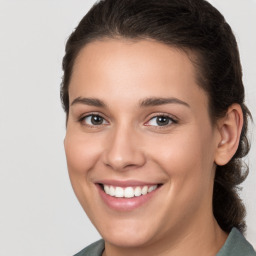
left=146, top=115, right=176, bottom=127
left=81, top=114, right=108, bottom=126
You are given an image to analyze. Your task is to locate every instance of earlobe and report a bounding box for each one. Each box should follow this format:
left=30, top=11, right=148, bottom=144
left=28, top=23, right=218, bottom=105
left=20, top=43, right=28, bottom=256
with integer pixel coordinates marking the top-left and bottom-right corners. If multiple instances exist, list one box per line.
left=214, top=104, right=243, bottom=166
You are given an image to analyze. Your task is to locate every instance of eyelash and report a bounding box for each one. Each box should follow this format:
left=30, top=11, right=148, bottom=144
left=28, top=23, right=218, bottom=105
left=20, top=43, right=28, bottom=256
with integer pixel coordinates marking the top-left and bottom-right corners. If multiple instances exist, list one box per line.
left=145, top=114, right=178, bottom=128
left=78, top=113, right=109, bottom=127
left=78, top=113, right=178, bottom=128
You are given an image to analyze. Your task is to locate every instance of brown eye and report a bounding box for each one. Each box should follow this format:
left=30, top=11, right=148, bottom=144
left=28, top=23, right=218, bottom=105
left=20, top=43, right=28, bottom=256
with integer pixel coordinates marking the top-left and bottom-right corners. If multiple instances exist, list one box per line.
left=91, top=115, right=104, bottom=125
left=156, top=116, right=170, bottom=126
left=146, top=115, right=176, bottom=127
left=82, top=114, right=107, bottom=126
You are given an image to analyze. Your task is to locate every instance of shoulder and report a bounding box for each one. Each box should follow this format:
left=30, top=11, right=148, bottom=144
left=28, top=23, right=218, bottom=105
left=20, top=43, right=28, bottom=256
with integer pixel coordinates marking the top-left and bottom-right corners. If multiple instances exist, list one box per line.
left=217, top=228, right=256, bottom=256
left=74, top=240, right=105, bottom=256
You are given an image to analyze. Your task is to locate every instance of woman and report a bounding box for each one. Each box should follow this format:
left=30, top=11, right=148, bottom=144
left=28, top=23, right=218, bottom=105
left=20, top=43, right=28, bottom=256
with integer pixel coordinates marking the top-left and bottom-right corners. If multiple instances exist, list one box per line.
left=61, top=0, right=255, bottom=255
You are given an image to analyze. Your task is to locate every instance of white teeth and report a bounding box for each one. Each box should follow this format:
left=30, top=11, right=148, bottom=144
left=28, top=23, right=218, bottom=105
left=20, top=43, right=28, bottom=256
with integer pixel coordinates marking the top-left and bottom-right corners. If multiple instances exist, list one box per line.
left=109, top=186, right=115, bottom=196
left=104, top=185, right=110, bottom=195
left=134, top=186, right=142, bottom=196
left=141, top=186, right=148, bottom=195
left=124, top=187, right=134, bottom=198
left=103, top=184, right=158, bottom=198
left=148, top=185, right=157, bottom=192
left=115, top=187, right=124, bottom=197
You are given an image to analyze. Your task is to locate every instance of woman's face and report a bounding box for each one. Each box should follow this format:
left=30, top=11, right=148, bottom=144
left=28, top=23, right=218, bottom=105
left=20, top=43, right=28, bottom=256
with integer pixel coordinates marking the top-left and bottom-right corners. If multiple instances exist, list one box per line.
left=65, top=39, right=221, bottom=248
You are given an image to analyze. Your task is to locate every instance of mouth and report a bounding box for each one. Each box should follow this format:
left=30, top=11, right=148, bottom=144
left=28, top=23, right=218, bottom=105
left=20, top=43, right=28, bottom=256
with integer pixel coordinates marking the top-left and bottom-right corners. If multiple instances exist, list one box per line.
left=96, top=180, right=163, bottom=211
left=99, top=184, right=160, bottom=198
left=96, top=181, right=163, bottom=211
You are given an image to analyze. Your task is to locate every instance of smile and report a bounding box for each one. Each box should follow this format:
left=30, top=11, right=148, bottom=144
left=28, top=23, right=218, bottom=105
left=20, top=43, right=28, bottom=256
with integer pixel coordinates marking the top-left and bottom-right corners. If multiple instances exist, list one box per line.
left=103, top=184, right=158, bottom=198
left=97, top=181, right=162, bottom=211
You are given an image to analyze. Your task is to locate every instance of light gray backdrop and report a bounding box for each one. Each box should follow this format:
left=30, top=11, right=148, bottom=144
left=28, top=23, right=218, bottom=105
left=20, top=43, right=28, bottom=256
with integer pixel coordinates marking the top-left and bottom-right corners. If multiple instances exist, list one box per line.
left=0, top=0, right=255, bottom=255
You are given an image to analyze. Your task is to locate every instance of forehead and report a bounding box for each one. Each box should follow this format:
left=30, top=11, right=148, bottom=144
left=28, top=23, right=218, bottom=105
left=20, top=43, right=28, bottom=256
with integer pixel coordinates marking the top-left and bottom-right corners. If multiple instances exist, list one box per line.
left=73, top=38, right=196, bottom=79
left=69, top=38, right=208, bottom=110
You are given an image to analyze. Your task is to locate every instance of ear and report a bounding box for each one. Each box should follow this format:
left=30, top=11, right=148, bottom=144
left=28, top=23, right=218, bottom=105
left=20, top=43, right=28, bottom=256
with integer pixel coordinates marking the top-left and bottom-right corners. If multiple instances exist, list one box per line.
left=214, top=104, right=243, bottom=166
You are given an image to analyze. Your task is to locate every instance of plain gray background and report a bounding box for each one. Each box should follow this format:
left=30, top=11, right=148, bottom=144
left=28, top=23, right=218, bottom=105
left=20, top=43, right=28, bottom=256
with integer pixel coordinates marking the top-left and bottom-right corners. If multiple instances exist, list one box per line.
left=0, top=0, right=255, bottom=255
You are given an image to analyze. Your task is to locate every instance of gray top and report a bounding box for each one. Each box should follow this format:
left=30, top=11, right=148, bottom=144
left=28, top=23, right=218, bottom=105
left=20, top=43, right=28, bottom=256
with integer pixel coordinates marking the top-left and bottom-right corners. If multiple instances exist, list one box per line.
left=74, top=228, right=256, bottom=256
left=74, top=240, right=104, bottom=256
left=217, top=228, right=256, bottom=256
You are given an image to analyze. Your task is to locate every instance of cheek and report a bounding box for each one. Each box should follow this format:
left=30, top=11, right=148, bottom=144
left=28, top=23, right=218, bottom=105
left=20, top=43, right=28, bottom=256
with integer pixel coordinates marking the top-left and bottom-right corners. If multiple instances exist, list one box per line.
left=150, top=126, right=215, bottom=190
left=64, top=133, right=101, bottom=176
left=157, top=132, right=215, bottom=219
left=64, top=133, right=101, bottom=214
left=151, top=133, right=204, bottom=171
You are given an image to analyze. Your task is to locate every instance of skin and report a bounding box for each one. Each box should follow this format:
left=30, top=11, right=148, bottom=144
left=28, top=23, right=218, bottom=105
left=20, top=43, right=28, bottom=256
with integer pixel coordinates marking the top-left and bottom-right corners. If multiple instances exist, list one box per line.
left=64, top=39, right=243, bottom=255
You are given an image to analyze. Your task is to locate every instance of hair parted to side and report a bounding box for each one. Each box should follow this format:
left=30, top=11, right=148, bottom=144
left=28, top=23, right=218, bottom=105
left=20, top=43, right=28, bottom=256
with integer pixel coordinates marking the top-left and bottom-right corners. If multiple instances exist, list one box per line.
left=61, top=0, right=251, bottom=234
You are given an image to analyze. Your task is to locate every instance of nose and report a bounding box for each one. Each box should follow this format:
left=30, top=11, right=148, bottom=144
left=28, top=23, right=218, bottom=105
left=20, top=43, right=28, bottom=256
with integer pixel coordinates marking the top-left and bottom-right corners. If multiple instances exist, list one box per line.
left=102, top=125, right=146, bottom=171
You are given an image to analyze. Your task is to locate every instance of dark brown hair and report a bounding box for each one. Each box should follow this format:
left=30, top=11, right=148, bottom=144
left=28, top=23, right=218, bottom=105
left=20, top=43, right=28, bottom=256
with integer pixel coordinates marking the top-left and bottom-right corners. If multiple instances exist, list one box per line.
left=61, top=0, right=251, bottom=233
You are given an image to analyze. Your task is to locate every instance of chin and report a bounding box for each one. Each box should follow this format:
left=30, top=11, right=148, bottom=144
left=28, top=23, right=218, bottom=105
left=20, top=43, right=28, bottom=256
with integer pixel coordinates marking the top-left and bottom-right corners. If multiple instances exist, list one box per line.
left=104, top=231, right=153, bottom=248
left=97, top=218, right=156, bottom=248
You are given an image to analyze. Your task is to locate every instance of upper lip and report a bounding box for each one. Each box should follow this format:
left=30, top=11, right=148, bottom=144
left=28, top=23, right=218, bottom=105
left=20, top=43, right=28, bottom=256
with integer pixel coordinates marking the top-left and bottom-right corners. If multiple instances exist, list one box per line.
left=95, top=179, right=161, bottom=187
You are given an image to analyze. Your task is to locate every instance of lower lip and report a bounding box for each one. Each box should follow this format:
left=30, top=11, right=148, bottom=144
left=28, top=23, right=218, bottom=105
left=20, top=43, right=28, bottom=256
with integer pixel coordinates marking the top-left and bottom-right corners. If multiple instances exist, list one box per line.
left=97, top=185, right=160, bottom=211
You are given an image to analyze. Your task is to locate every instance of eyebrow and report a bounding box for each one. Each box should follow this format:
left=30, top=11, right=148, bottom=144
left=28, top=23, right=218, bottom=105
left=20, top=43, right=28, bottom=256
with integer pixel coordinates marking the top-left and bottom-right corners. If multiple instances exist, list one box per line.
left=71, top=97, right=106, bottom=107
left=140, top=97, right=190, bottom=108
left=70, top=96, right=190, bottom=108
